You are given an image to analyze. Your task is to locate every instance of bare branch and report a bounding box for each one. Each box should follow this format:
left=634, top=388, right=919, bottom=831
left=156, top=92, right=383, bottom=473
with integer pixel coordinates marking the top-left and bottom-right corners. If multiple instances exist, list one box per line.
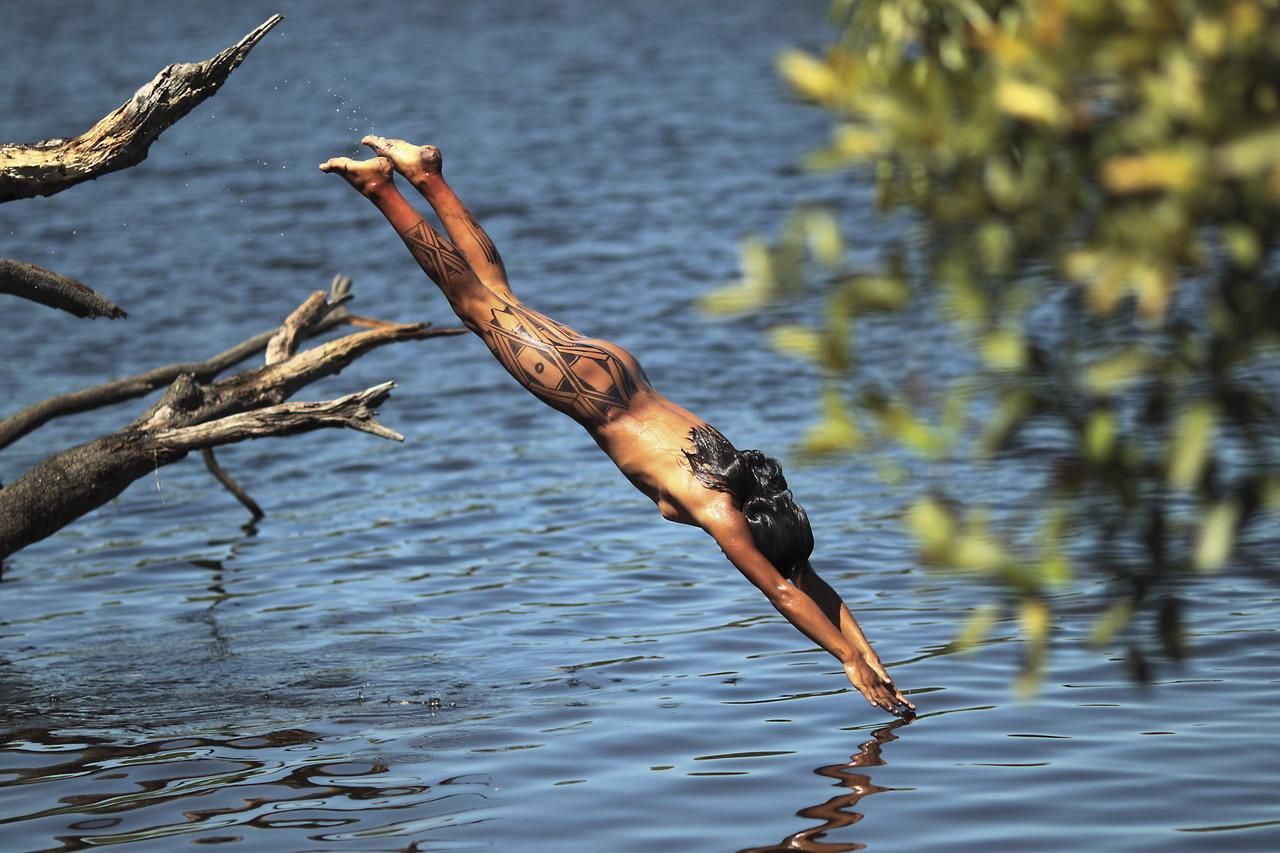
left=0, top=277, right=466, bottom=450
left=0, top=382, right=403, bottom=560
left=202, top=447, right=263, bottom=520
left=0, top=258, right=126, bottom=318
left=266, top=290, right=328, bottom=364
left=0, top=15, right=283, bottom=202
left=132, top=321, right=449, bottom=431
left=157, top=382, right=403, bottom=449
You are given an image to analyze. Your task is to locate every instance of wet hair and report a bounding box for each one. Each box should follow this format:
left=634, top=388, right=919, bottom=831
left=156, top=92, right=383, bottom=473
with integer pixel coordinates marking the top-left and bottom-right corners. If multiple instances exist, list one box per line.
left=683, top=425, right=814, bottom=579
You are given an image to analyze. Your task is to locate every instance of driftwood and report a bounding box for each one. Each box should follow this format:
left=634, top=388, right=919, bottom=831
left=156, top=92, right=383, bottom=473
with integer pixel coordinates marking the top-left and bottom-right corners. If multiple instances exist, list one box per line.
left=0, top=15, right=282, bottom=202
left=0, top=259, right=126, bottom=319
left=0, top=275, right=387, bottom=450
left=0, top=15, right=470, bottom=561
left=0, top=15, right=281, bottom=318
left=0, top=285, right=465, bottom=559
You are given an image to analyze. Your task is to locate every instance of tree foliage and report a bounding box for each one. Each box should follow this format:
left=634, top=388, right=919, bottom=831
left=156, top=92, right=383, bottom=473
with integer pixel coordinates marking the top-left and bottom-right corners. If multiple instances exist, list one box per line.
left=713, top=0, right=1280, bottom=686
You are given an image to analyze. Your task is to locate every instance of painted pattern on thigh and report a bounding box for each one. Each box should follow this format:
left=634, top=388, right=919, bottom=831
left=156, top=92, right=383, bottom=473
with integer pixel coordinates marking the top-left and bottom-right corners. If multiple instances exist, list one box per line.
left=481, top=301, right=644, bottom=425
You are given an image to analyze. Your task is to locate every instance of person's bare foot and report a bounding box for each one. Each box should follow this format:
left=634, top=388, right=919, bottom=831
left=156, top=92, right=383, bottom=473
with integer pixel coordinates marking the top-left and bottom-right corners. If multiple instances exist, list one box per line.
left=362, top=136, right=442, bottom=182
left=318, top=156, right=394, bottom=196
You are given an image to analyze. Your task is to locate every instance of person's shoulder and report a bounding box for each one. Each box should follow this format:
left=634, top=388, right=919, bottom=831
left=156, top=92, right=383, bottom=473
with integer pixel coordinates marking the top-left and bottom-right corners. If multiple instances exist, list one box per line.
left=690, top=489, right=745, bottom=538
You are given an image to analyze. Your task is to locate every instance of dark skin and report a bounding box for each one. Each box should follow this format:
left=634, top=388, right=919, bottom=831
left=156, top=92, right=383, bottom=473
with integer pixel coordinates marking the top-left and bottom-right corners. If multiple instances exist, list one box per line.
left=320, top=138, right=914, bottom=718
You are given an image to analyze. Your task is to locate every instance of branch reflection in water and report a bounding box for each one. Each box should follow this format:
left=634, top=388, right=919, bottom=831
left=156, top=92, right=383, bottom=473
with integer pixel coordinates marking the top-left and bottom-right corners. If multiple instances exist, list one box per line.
left=0, top=726, right=494, bottom=846
left=741, top=723, right=907, bottom=853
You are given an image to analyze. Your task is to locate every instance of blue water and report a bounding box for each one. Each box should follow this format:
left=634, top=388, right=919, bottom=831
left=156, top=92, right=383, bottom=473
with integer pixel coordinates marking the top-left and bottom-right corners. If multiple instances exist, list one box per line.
left=2, top=2, right=1278, bottom=850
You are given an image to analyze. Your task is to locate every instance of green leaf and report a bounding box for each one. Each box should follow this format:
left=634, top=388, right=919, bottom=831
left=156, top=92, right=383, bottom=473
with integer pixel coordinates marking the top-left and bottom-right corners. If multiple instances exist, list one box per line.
left=700, top=237, right=776, bottom=314
left=980, top=330, right=1027, bottom=370
left=1224, top=225, right=1261, bottom=269
left=740, top=236, right=775, bottom=289
left=980, top=389, right=1036, bottom=455
left=1083, top=349, right=1153, bottom=395
left=953, top=603, right=1002, bottom=652
left=700, top=283, right=767, bottom=314
left=1167, top=403, right=1215, bottom=491
left=995, top=79, right=1066, bottom=128
left=1016, top=598, right=1051, bottom=699
left=952, top=532, right=1009, bottom=574
left=1089, top=600, right=1133, bottom=647
left=907, top=496, right=956, bottom=559
left=1194, top=500, right=1239, bottom=572
left=777, top=49, right=838, bottom=103
left=1084, top=410, right=1117, bottom=462
left=803, top=209, right=845, bottom=267
left=769, top=324, right=824, bottom=360
left=799, top=389, right=863, bottom=454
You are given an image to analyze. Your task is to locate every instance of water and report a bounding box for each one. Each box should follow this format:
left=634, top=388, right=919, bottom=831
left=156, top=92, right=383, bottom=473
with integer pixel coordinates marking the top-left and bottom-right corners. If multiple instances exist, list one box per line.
left=2, top=2, right=1278, bottom=850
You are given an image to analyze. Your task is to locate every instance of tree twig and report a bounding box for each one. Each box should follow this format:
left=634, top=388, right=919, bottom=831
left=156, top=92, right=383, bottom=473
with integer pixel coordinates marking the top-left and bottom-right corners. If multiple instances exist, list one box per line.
left=0, top=277, right=466, bottom=450
left=266, top=290, right=328, bottom=364
left=0, top=15, right=283, bottom=202
left=202, top=447, right=264, bottom=520
left=0, top=258, right=126, bottom=318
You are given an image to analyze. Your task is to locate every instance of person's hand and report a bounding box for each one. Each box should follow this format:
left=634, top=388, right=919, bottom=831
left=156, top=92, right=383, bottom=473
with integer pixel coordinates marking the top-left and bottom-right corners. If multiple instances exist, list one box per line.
left=844, top=657, right=915, bottom=719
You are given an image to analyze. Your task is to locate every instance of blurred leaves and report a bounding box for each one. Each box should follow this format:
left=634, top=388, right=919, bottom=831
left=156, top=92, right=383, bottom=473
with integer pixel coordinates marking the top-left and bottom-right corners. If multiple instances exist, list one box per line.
left=734, top=0, right=1280, bottom=690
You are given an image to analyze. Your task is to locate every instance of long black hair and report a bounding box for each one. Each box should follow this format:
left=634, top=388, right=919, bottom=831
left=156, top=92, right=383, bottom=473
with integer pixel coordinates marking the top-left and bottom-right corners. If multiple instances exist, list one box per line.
left=683, top=424, right=813, bottom=579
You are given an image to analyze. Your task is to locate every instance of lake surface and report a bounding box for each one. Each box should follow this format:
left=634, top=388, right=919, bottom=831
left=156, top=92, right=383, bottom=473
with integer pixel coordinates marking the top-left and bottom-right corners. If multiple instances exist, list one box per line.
left=2, top=2, right=1278, bottom=850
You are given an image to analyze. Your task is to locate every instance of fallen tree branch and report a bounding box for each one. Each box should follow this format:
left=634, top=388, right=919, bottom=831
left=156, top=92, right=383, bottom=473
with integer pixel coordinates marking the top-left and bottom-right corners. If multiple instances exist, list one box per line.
left=0, top=382, right=402, bottom=559
left=0, top=275, right=466, bottom=450
left=130, top=321, right=444, bottom=431
left=0, top=285, right=464, bottom=560
left=161, top=381, right=403, bottom=447
left=0, top=258, right=127, bottom=318
left=0, top=15, right=282, bottom=202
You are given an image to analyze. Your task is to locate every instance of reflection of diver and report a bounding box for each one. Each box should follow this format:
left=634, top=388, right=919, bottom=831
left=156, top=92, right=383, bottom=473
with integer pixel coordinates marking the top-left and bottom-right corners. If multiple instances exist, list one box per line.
left=320, top=137, right=911, bottom=718
left=741, top=725, right=903, bottom=853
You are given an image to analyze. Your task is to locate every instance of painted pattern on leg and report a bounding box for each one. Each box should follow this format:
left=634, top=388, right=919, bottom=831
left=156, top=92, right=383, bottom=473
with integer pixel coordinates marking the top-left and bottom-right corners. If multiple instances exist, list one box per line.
left=481, top=301, right=645, bottom=425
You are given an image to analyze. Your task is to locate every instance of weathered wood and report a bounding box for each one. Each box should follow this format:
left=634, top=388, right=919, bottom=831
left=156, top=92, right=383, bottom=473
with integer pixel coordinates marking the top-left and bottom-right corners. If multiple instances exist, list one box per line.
left=0, top=382, right=400, bottom=559
left=129, top=322, right=444, bottom=431
left=0, top=276, right=465, bottom=451
left=0, top=15, right=282, bottom=202
left=266, top=290, right=328, bottom=364
left=0, top=283, right=467, bottom=559
left=0, top=258, right=126, bottom=318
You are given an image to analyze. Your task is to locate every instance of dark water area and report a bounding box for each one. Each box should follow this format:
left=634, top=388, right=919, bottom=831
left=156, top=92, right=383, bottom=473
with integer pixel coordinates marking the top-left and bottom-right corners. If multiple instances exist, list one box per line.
left=2, top=1, right=1278, bottom=850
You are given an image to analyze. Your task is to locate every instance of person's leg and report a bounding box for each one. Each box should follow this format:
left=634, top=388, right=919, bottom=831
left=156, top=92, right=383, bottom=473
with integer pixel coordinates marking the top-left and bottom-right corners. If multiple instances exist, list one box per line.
left=320, top=154, right=640, bottom=426
left=319, top=156, right=494, bottom=330
left=361, top=136, right=513, bottom=300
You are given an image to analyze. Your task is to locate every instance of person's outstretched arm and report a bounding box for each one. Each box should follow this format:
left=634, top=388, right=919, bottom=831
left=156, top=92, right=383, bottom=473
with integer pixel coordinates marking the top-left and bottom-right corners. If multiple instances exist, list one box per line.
left=703, top=510, right=913, bottom=717
left=794, top=564, right=913, bottom=716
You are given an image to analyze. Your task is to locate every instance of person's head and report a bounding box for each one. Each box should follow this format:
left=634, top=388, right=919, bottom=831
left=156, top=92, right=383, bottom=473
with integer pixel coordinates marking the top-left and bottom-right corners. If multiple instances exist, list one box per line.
left=684, top=425, right=814, bottom=577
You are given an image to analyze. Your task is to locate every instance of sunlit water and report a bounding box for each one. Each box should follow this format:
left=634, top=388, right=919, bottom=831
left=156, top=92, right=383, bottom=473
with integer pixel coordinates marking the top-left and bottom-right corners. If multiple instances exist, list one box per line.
left=2, top=2, right=1278, bottom=850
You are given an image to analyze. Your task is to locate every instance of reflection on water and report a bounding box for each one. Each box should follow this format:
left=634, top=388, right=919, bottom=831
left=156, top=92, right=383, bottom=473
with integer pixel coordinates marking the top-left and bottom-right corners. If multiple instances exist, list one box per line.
left=2, top=721, right=909, bottom=850
left=2, top=0, right=1279, bottom=850
left=742, top=725, right=902, bottom=853
left=1, top=726, right=495, bottom=848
